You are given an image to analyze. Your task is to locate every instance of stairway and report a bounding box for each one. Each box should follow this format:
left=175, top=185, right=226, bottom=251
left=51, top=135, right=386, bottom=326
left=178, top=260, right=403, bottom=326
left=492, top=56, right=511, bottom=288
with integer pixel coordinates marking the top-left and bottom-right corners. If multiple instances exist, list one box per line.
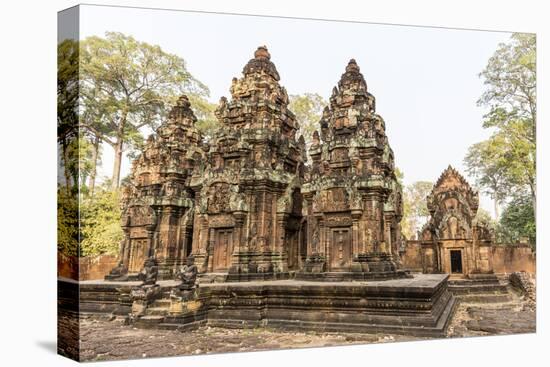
left=133, top=299, right=171, bottom=328
left=448, top=274, right=511, bottom=303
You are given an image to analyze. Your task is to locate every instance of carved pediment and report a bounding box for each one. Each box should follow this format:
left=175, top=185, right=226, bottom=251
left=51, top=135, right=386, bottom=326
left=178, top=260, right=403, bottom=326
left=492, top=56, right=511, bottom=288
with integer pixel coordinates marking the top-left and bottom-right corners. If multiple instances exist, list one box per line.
left=207, top=183, right=231, bottom=213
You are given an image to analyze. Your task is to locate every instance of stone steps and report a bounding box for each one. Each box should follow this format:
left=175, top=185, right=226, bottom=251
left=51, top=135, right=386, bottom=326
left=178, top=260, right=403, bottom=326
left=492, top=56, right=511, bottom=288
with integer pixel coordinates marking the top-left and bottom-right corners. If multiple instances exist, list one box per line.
left=448, top=274, right=510, bottom=302
left=151, top=299, right=171, bottom=308
left=134, top=315, right=166, bottom=328
left=145, top=307, right=170, bottom=316
left=449, top=284, right=508, bottom=294
left=449, top=278, right=501, bottom=286
left=456, top=293, right=512, bottom=303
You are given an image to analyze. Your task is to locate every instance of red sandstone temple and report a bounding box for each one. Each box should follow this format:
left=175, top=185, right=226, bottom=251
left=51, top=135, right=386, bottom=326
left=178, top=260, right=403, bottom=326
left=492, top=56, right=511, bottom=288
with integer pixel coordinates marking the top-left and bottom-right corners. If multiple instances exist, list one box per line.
left=107, top=46, right=532, bottom=284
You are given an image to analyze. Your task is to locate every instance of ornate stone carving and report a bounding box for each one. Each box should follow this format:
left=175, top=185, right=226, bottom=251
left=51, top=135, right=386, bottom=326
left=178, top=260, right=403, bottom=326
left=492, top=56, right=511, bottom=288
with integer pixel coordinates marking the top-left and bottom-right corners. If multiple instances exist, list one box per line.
left=138, top=257, right=159, bottom=286
left=174, top=256, right=198, bottom=291
left=109, top=95, right=204, bottom=278
left=301, top=59, right=404, bottom=277
left=190, top=46, right=305, bottom=279
left=417, top=166, right=495, bottom=276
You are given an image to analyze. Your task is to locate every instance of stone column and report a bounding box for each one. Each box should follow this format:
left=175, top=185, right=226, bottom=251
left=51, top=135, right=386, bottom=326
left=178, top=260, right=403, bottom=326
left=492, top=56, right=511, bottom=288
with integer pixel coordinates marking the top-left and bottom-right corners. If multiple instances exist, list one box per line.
left=121, top=228, right=131, bottom=267
left=146, top=229, right=155, bottom=258
left=383, top=213, right=393, bottom=255
left=231, top=211, right=246, bottom=270
left=207, top=227, right=215, bottom=272
left=351, top=210, right=362, bottom=256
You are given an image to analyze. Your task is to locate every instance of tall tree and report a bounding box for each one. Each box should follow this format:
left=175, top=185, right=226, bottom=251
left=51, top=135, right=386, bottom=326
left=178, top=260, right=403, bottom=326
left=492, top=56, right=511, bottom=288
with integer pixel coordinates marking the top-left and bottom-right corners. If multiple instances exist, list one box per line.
left=186, top=95, right=219, bottom=142
left=80, top=32, right=212, bottom=188
left=289, top=93, right=327, bottom=152
left=497, top=191, right=535, bottom=248
left=476, top=33, right=536, bottom=212
left=57, top=39, right=80, bottom=192
left=464, top=138, right=510, bottom=219
left=402, top=181, right=433, bottom=240
left=80, top=186, right=124, bottom=257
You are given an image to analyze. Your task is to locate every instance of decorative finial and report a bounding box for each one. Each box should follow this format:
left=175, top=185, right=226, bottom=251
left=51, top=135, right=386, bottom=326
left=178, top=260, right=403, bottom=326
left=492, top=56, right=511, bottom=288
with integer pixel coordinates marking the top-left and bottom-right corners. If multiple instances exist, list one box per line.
left=254, top=45, right=271, bottom=60
left=346, top=59, right=360, bottom=73
left=176, top=95, right=191, bottom=108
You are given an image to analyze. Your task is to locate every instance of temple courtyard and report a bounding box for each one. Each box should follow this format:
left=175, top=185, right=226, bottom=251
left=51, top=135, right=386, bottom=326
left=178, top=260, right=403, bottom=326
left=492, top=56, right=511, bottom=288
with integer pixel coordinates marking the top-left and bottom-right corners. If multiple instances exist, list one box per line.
left=74, top=283, right=534, bottom=362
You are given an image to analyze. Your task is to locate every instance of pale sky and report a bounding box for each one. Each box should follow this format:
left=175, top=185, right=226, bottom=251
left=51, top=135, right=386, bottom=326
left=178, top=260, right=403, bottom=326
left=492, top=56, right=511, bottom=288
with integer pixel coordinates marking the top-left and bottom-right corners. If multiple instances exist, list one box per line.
left=78, top=4, right=513, bottom=218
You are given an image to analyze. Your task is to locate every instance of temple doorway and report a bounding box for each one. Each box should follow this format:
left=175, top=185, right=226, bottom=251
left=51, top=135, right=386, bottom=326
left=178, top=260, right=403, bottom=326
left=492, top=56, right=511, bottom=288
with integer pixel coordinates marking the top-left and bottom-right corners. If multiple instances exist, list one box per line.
left=129, top=238, right=147, bottom=273
left=286, top=231, right=300, bottom=270
left=213, top=229, right=233, bottom=271
left=330, top=228, right=351, bottom=270
left=450, top=250, right=463, bottom=274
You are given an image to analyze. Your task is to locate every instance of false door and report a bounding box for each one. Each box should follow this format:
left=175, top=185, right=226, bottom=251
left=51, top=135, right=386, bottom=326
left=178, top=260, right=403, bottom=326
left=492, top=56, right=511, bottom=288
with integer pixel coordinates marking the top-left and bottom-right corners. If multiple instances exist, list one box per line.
left=213, top=229, right=233, bottom=271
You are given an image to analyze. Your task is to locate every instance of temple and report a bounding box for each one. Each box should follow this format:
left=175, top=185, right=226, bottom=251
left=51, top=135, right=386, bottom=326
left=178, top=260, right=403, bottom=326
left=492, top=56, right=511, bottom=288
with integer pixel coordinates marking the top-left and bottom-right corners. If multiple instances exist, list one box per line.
left=110, top=95, right=204, bottom=280
left=110, top=49, right=407, bottom=282
left=92, top=46, right=459, bottom=337
left=58, top=46, right=536, bottom=359
left=412, top=166, right=495, bottom=277
left=300, top=59, right=405, bottom=280
left=189, top=46, right=306, bottom=281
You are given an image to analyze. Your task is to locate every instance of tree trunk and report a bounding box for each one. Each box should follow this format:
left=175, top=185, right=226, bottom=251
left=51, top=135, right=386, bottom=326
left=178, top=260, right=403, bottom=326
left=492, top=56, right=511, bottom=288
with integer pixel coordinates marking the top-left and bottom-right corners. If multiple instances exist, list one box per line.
left=493, top=198, right=500, bottom=220
left=111, top=137, right=123, bottom=189
left=88, top=135, right=100, bottom=196
left=61, top=138, right=72, bottom=193
left=529, top=181, right=536, bottom=221
left=111, top=110, right=128, bottom=189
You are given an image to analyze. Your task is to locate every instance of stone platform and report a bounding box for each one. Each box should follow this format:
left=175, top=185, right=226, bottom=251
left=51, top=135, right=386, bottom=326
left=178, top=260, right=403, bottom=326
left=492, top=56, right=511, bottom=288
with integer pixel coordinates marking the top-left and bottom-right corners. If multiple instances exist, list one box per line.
left=68, top=273, right=457, bottom=338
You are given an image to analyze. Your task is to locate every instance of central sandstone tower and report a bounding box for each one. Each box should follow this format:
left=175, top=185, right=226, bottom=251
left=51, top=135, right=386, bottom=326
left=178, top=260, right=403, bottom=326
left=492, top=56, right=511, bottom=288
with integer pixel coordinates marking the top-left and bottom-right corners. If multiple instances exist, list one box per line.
left=300, top=59, right=406, bottom=280
left=189, top=46, right=306, bottom=281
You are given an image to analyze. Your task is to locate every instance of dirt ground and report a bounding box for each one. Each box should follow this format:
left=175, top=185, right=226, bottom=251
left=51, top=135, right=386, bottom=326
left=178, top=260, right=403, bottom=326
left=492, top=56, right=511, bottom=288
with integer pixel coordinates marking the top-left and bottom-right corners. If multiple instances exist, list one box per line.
left=78, top=291, right=535, bottom=362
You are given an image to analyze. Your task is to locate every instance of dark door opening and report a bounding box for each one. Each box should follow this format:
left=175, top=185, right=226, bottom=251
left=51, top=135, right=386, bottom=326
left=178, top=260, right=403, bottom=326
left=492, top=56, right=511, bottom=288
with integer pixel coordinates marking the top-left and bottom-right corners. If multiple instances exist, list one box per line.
left=450, top=250, right=463, bottom=273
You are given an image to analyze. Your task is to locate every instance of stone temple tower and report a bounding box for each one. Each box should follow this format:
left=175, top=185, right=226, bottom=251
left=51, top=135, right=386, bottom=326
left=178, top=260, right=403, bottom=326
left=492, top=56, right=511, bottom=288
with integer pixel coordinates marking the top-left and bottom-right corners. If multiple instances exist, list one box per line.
left=116, top=95, right=205, bottom=279
left=190, top=46, right=306, bottom=281
left=419, top=165, right=494, bottom=276
left=300, top=59, right=406, bottom=280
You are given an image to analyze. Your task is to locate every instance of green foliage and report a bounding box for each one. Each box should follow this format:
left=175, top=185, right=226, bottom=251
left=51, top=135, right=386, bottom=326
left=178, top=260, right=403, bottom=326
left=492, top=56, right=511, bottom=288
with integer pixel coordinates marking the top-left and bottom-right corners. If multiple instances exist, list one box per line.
left=185, top=95, right=219, bottom=142
left=57, top=188, right=79, bottom=257
left=478, top=33, right=536, bottom=126
left=402, top=181, right=433, bottom=240
left=464, top=138, right=511, bottom=218
left=394, top=167, right=404, bottom=186
left=474, top=208, right=496, bottom=230
left=57, top=39, right=79, bottom=143
left=79, top=32, right=213, bottom=187
left=471, top=33, right=536, bottom=209
left=289, top=93, right=327, bottom=150
left=58, top=39, right=80, bottom=190
left=496, top=192, right=535, bottom=249
left=80, top=188, right=124, bottom=257
left=466, top=33, right=536, bottom=248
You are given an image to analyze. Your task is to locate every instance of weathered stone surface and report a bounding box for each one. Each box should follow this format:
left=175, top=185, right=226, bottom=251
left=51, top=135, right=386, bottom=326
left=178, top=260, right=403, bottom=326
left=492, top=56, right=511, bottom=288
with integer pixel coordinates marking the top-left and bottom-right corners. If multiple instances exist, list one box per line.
left=78, top=320, right=416, bottom=362
left=76, top=285, right=535, bottom=362
left=404, top=166, right=495, bottom=277
left=300, top=59, right=404, bottom=278
left=76, top=274, right=456, bottom=339
left=116, top=95, right=204, bottom=279
left=510, top=271, right=536, bottom=310
left=447, top=291, right=535, bottom=337
left=189, top=46, right=305, bottom=280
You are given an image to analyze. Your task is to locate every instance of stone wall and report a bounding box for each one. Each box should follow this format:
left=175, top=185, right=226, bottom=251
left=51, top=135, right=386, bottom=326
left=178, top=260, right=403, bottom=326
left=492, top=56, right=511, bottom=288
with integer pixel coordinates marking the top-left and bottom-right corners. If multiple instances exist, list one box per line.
left=401, top=242, right=536, bottom=275
left=401, top=241, right=423, bottom=272
left=58, top=253, right=119, bottom=281
left=509, top=271, right=536, bottom=311
left=80, top=255, right=119, bottom=280
left=58, top=252, right=78, bottom=280
left=492, top=245, right=535, bottom=274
